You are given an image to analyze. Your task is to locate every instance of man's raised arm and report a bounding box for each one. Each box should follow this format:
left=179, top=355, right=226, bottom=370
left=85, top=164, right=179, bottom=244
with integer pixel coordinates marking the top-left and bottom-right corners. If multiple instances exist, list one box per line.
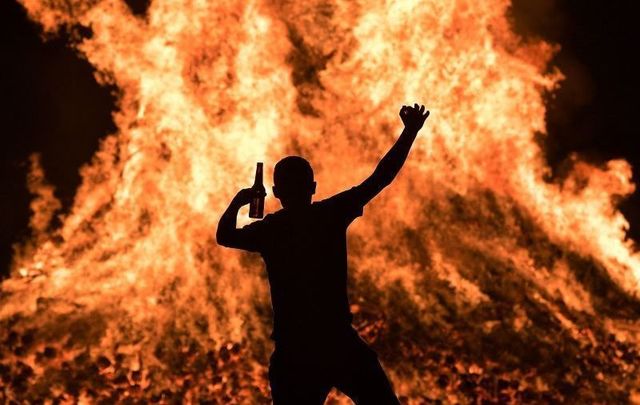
left=216, top=188, right=260, bottom=250
left=355, top=103, right=430, bottom=205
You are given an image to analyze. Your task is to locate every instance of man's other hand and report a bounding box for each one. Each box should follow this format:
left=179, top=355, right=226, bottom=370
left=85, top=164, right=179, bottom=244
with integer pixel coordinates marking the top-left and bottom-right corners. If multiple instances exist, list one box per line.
left=400, top=103, right=430, bottom=132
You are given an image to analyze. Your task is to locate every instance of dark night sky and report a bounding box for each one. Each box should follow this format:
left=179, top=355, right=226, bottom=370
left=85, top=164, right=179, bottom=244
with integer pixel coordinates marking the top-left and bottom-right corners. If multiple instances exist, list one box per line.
left=0, top=0, right=638, bottom=278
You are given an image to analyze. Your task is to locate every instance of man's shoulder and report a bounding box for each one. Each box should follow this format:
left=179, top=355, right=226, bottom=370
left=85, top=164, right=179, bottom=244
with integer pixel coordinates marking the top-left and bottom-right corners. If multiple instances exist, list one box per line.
left=259, top=209, right=287, bottom=225
left=321, top=186, right=363, bottom=203
left=266, top=208, right=287, bottom=219
left=315, top=186, right=365, bottom=211
left=315, top=186, right=365, bottom=223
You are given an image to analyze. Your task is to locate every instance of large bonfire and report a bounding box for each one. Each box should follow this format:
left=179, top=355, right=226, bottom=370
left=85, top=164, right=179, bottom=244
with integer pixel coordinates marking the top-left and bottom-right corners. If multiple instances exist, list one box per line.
left=2, top=0, right=640, bottom=403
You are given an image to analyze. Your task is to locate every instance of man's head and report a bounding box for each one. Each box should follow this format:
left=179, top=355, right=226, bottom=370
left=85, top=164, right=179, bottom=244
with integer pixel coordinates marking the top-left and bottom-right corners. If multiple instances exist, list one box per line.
left=273, top=156, right=316, bottom=208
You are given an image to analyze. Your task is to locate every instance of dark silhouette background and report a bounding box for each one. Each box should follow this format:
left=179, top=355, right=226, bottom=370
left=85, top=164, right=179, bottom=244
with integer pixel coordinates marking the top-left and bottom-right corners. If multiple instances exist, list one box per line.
left=1, top=0, right=639, bottom=279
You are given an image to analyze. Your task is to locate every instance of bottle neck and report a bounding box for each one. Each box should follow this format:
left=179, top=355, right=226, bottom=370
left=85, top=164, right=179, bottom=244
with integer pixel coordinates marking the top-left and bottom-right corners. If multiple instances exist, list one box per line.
left=253, top=162, right=263, bottom=187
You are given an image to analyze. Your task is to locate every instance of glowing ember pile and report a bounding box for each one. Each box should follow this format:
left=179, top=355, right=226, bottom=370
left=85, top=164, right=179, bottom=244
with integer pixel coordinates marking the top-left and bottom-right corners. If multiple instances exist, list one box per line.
left=2, top=0, right=640, bottom=403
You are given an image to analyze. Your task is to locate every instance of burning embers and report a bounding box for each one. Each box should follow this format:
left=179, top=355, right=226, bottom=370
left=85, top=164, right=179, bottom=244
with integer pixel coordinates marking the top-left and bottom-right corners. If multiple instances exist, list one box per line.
left=2, top=303, right=639, bottom=402
left=0, top=309, right=270, bottom=402
left=2, top=0, right=640, bottom=403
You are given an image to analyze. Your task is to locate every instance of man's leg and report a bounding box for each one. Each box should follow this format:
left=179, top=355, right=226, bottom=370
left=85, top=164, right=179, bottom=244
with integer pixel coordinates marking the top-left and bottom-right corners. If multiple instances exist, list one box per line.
left=268, top=349, right=332, bottom=405
left=334, top=330, right=401, bottom=405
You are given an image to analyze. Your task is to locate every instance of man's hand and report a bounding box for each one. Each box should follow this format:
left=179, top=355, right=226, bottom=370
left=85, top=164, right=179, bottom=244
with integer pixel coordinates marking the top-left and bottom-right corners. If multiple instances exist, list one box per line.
left=232, top=188, right=257, bottom=206
left=400, top=103, right=430, bottom=132
left=232, top=187, right=266, bottom=207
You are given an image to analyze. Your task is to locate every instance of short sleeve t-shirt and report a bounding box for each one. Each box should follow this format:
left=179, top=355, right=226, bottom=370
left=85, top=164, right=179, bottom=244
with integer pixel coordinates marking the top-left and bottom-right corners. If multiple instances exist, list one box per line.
left=237, top=186, right=366, bottom=342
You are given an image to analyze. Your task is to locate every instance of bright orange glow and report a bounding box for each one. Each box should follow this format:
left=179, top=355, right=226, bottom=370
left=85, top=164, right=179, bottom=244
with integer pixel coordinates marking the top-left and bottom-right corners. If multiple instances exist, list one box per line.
left=2, top=0, right=640, bottom=403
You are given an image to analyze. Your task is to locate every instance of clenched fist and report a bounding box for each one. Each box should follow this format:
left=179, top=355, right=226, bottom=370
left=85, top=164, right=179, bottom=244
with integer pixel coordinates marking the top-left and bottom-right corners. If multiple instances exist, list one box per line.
left=400, top=103, right=430, bottom=132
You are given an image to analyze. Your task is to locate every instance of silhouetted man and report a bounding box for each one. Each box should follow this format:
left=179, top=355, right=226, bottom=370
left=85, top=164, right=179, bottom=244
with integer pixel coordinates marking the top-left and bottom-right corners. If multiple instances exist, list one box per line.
left=217, top=104, right=430, bottom=404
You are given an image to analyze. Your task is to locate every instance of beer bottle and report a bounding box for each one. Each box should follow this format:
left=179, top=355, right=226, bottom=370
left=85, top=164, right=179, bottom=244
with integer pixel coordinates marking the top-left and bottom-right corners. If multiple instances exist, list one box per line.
left=249, top=162, right=265, bottom=218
